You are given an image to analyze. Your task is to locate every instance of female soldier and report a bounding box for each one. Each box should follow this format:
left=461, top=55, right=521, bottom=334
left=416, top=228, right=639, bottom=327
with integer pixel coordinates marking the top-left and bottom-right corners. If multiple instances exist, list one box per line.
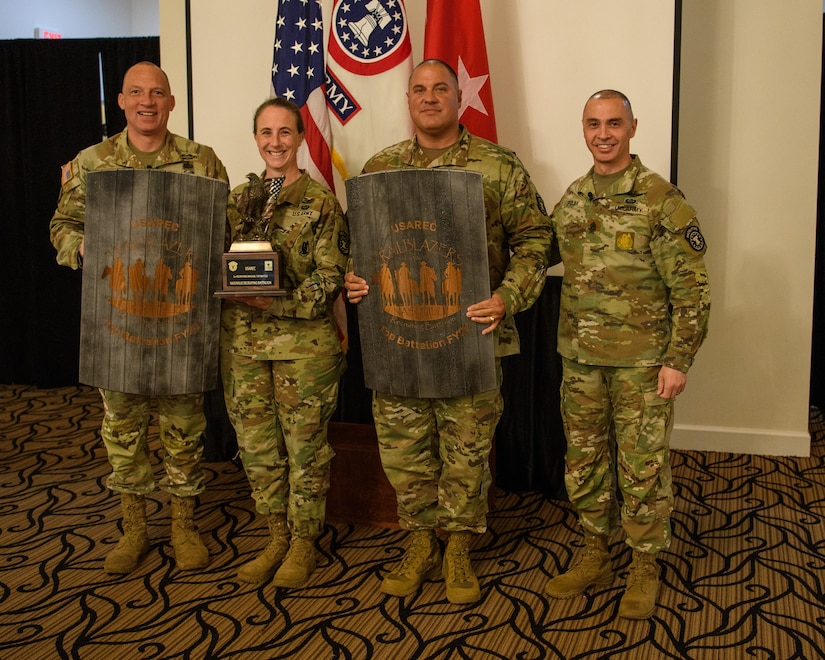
left=221, top=98, right=349, bottom=588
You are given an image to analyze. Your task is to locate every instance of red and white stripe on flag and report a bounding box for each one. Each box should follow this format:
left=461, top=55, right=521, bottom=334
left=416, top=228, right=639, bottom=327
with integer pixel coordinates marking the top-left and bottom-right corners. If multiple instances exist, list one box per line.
left=325, top=0, right=414, bottom=179
left=424, top=0, right=497, bottom=143
left=272, top=0, right=336, bottom=191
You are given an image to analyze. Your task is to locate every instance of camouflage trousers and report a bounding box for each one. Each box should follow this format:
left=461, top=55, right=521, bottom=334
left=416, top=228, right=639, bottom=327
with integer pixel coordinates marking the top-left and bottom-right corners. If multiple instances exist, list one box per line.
left=221, top=352, right=344, bottom=539
left=560, top=359, right=675, bottom=554
left=372, top=364, right=503, bottom=534
left=100, top=389, right=206, bottom=497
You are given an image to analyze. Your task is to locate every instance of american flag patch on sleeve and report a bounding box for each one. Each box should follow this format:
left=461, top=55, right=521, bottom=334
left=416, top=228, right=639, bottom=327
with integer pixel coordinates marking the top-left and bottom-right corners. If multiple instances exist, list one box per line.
left=61, top=161, right=73, bottom=185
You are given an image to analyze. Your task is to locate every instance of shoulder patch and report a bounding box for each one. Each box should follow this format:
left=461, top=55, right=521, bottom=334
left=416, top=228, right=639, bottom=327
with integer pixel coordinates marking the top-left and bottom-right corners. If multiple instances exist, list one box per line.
left=61, top=161, right=74, bottom=185
left=684, top=225, right=706, bottom=252
left=338, top=231, right=350, bottom=255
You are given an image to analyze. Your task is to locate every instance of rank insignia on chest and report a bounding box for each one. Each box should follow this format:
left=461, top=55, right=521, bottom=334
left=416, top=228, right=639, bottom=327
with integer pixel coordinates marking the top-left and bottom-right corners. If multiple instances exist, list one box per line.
left=587, top=218, right=600, bottom=233
left=616, top=231, right=635, bottom=251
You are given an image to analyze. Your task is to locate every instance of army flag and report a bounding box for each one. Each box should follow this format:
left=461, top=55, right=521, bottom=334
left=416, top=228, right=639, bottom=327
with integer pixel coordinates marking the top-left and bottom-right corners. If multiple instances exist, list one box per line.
left=325, top=0, right=414, bottom=180
left=272, top=0, right=335, bottom=191
left=424, top=0, right=497, bottom=143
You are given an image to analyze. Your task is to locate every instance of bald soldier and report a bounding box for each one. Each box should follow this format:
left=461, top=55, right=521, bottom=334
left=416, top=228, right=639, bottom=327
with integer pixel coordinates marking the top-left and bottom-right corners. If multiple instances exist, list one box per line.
left=49, top=62, right=228, bottom=575
left=543, top=90, right=710, bottom=619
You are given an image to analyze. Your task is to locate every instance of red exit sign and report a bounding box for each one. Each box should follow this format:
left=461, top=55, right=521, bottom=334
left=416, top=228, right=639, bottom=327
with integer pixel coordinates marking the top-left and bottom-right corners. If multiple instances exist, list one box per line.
left=34, top=28, right=62, bottom=39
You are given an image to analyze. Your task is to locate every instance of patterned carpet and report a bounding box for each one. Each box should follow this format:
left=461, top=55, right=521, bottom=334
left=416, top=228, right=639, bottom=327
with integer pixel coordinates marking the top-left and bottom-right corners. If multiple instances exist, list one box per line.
left=1, top=384, right=824, bottom=659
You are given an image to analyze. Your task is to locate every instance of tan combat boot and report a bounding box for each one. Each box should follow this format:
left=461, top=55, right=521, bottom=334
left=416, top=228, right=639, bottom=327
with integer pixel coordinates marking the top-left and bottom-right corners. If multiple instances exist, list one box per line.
left=442, top=531, right=480, bottom=604
left=272, top=536, right=317, bottom=588
left=237, top=513, right=290, bottom=584
left=170, top=495, right=209, bottom=570
left=380, top=529, right=442, bottom=597
left=104, top=492, right=151, bottom=574
left=545, top=531, right=613, bottom=598
left=618, top=551, right=660, bottom=619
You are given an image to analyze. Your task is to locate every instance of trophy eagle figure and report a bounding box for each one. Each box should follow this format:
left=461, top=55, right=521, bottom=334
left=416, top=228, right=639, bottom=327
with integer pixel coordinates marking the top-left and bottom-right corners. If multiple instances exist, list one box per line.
left=237, top=173, right=267, bottom=239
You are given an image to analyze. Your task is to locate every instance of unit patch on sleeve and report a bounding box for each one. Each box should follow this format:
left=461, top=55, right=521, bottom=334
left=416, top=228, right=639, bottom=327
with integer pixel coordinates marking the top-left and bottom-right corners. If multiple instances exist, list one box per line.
left=684, top=225, right=706, bottom=252
left=338, top=231, right=350, bottom=255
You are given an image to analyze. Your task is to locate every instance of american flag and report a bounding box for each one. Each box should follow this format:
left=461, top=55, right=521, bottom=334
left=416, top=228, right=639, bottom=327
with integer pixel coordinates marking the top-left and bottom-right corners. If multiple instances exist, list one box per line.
left=272, top=0, right=335, bottom=191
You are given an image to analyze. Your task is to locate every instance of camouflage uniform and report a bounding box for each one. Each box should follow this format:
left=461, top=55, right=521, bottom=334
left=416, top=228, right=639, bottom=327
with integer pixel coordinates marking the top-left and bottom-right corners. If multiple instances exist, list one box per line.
left=220, top=172, right=348, bottom=539
left=362, top=126, right=552, bottom=533
left=49, top=130, right=228, bottom=497
left=550, top=155, right=710, bottom=552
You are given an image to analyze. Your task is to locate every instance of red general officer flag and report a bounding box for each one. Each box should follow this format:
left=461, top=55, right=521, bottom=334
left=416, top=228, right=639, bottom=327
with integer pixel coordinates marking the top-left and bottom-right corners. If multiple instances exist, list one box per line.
left=424, top=0, right=497, bottom=143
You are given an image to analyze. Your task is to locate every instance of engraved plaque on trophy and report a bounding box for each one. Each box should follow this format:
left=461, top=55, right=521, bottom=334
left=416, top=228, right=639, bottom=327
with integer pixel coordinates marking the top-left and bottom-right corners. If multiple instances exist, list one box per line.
left=214, top=173, right=288, bottom=298
left=214, top=241, right=287, bottom=297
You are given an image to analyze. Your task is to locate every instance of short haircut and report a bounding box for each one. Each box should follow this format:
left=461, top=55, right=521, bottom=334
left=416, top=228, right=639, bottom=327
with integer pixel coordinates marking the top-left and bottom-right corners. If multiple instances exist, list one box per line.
left=122, top=61, right=171, bottom=93
left=411, top=59, right=459, bottom=88
left=587, top=89, right=634, bottom=121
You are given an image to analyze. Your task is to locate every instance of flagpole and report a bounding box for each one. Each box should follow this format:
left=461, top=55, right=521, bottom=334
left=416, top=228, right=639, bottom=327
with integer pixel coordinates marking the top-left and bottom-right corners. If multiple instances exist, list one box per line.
left=184, top=0, right=194, bottom=140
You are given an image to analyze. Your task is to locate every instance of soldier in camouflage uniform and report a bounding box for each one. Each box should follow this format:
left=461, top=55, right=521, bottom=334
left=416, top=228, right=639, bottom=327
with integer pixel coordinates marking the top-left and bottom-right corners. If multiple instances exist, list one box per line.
left=345, top=60, right=552, bottom=605
left=49, top=62, right=228, bottom=575
left=220, top=98, right=348, bottom=589
left=544, top=90, right=710, bottom=619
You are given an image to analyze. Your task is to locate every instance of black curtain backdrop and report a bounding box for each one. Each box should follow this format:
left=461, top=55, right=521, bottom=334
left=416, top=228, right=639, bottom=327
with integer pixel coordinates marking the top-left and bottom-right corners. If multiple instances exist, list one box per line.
left=0, top=37, right=159, bottom=387
left=498, top=277, right=567, bottom=499
left=333, top=300, right=374, bottom=424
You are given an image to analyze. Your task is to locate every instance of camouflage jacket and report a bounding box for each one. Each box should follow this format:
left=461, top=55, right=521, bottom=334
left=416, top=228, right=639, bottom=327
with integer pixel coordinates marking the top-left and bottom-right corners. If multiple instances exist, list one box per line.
left=220, top=172, right=349, bottom=360
left=49, top=130, right=228, bottom=269
left=361, top=126, right=553, bottom=357
left=550, top=156, right=710, bottom=371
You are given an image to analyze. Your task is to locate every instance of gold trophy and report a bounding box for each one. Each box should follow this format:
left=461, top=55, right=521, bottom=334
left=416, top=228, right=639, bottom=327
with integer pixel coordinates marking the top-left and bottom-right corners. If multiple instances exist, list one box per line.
left=215, top=173, right=287, bottom=298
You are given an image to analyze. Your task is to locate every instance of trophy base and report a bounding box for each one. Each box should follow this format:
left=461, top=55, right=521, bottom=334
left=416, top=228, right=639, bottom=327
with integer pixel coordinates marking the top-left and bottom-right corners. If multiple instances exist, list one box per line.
left=217, top=243, right=287, bottom=297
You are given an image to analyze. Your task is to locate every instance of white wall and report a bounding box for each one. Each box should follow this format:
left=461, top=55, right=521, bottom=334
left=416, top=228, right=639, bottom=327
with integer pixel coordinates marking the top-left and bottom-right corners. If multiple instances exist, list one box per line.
left=158, top=1, right=821, bottom=457
left=480, top=0, right=675, bottom=199
left=161, top=0, right=675, bottom=198
left=674, top=0, right=821, bottom=456
left=0, top=0, right=158, bottom=39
